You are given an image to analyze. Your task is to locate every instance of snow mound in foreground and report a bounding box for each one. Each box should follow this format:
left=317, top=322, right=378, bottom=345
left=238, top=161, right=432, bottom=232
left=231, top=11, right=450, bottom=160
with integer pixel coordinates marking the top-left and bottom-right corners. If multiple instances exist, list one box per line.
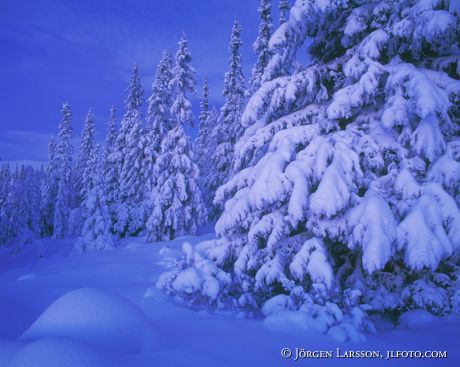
left=5, top=337, right=116, bottom=367
left=20, top=287, right=155, bottom=354
left=0, top=340, right=24, bottom=367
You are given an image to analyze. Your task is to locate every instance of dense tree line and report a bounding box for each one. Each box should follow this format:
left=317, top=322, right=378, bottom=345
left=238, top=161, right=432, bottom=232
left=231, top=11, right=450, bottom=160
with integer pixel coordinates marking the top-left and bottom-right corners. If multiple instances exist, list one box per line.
left=0, top=2, right=273, bottom=250
left=3, top=0, right=458, bottom=339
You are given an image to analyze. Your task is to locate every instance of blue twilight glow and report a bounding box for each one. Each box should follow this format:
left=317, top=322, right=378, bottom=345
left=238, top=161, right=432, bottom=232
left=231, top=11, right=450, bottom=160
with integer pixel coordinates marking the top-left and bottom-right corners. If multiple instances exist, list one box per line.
left=0, top=0, right=266, bottom=165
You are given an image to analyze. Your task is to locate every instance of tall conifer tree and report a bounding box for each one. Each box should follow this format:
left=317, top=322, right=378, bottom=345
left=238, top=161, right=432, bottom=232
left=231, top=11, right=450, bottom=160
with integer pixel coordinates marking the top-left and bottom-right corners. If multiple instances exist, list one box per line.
left=53, top=103, right=73, bottom=239
left=251, top=0, right=273, bottom=90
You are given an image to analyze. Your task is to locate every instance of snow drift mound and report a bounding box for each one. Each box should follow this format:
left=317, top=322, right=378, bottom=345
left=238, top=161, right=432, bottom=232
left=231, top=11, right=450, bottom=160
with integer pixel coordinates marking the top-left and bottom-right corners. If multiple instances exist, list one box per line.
left=0, top=340, right=24, bottom=367
left=20, top=287, right=154, bottom=354
left=6, top=337, right=116, bottom=367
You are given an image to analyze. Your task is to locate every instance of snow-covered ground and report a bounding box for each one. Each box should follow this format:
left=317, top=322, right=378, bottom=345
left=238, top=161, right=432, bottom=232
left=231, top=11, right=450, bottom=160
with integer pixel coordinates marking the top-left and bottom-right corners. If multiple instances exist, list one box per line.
left=0, top=233, right=458, bottom=367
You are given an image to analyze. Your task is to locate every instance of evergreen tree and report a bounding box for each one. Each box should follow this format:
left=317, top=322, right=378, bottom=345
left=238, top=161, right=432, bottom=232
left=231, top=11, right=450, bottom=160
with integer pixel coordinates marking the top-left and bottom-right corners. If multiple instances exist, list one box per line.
left=1, top=165, right=42, bottom=247
left=196, top=78, right=221, bottom=216
left=23, top=165, right=42, bottom=238
left=40, top=135, right=58, bottom=236
left=74, top=145, right=114, bottom=253
left=198, top=107, right=219, bottom=214
left=146, top=126, right=206, bottom=241
left=170, top=34, right=196, bottom=128
left=103, top=105, right=119, bottom=231
left=68, top=109, right=97, bottom=236
left=10, top=166, right=30, bottom=241
left=195, top=76, right=210, bottom=174
left=279, top=0, right=290, bottom=24
left=77, top=110, right=98, bottom=203
left=0, top=163, right=11, bottom=244
left=207, top=19, right=246, bottom=217
left=220, top=19, right=246, bottom=146
left=103, top=105, right=117, bottom=172
left=199, top=76, right=210, bottom=127
left=147, top=50, right=175, bottom=135
left=75, top=109, right=96, bottom=201
left=159, top=0, right=460, bottom=338
left=114, top=65, right=145, bottom=237
left=141, top=50, right=175, bottom=211
left=0, top=163, right=10, bottom=212
left=53, top=103, right=74, bottom=239
left=147, top=35, right=206, bottom=241
left=251, top=0, right=273, bottom=90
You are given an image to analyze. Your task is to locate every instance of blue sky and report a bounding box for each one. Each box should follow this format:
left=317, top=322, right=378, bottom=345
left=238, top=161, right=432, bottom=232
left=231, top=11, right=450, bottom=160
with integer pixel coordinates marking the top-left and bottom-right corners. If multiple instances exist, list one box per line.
left=0, top=0, right=270, bottom=165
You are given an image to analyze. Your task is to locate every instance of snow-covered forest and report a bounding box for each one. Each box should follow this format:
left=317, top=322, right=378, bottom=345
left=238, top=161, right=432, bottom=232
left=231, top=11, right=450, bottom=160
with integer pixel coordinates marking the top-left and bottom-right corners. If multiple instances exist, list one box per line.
left=1, top=0, right=460, bottom=365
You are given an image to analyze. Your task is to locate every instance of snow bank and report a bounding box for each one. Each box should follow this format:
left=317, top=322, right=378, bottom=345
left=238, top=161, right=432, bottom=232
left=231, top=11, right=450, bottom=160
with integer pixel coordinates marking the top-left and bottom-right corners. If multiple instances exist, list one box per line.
left=20, top=288, right=155, bottom=354
left=0, top=340, right=24, bottom=367
left=266, top=309, right=368, bottom=343
left=5, top=337, right=116, bottom=367
left=262, top=291, right=370, bottom=343
left=264, top=310, right=326, bottom=334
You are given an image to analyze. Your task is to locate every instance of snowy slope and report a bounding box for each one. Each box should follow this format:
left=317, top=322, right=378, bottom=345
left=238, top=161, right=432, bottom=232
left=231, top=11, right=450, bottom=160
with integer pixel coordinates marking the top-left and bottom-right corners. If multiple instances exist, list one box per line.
left=0, top=234, right=459, bottom=367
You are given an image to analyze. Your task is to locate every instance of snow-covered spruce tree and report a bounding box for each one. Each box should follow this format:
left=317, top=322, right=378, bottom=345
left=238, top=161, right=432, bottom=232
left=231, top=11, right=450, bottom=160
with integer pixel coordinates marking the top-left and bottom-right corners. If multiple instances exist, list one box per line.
left=53, top=103, right=74, bottom=239
left=75, top=109, right=96, bottom=201
left=69, top=109, right=97, bottom=236
left=251, top=0, right=273, bottom=90
left=0, top=166, right=20, bottom=245
left=0, top=163, right=11, bottom=208
left=195, top=76, right=210, bottom=170
left=279, top=0, right=290, bottom=25
left=103, top=105, right=117, bottom=168
left=140, top=50, right=175, bottom=217
left=147, top=126, right=206, bottom=241
left=1, top=165, right=42, bottom=248
left=146, top=35, right=206, bottom=242
left=0, top=163, right=11, bottom=243
left=103, top=105, right=119, bottom=231
left=147, top=50, right=175, bottom=135
left=198, top=107, right=220, bottom=215
left=73, top=145, right=114, bottom=254
left=0, top=163, right=12, bottom=244
left=114, top=65, right=145, bottom=237
left=1, top=166, right=20, bottom=245
left=158, top=0, right=460, bottom=340
left=196, top=77, right=219, bottom=213
left=79, top=114, right=98, bottom=206
left=169, top=34, right=196, bottom=128
left=21, top=166, right=42, bottom=239
left=207, top=19, right=247, bottom=219
left=199, top=76, right=210, bottom=128
left=219, top=18, right=246, bottom=156
left=40, top=135, right=58, bottom=236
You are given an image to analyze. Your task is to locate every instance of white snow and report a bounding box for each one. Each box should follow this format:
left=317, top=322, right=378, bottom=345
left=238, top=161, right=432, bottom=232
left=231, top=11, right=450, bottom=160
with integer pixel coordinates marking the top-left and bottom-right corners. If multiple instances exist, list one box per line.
left=347, top=190, right=397, bottom=273
left=0, top=340, right=24, bottom=367
left=171, top=267, right=202, bottom=294
left=399, top=310, right=438, bottom=327
left=264, top=310, right=327, bottom=334
left=5, top=337, right=117, bottom=367
left=20, top=287, right=154, bottom=354
left=398, top=192, right=454, bottom=270
left=289, top=237, right=334, bottom=288
left=1, top=235, right=459, bottom=367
